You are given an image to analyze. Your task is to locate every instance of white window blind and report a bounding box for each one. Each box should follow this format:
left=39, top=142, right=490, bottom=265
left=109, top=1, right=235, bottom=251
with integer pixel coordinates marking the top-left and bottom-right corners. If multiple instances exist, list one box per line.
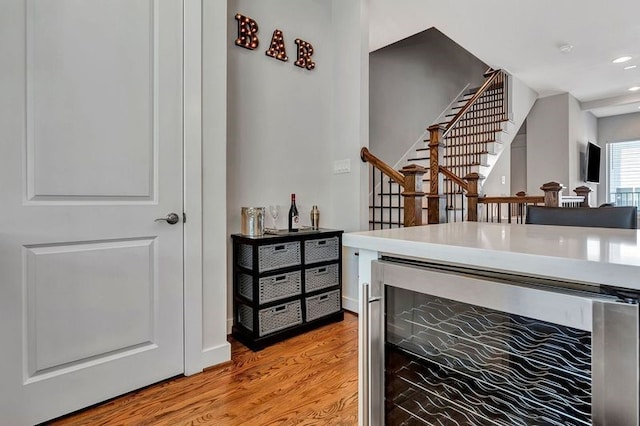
left=608, top=140, right=640, bottom=206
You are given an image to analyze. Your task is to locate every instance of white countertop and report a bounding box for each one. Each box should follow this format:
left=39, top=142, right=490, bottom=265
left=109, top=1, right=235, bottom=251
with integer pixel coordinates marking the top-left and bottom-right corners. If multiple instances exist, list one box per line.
left=343, top=222, right=640, bottom=290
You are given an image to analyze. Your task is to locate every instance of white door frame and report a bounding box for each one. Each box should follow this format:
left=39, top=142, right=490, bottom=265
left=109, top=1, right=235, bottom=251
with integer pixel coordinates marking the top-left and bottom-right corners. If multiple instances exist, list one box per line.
left=183, top=0, right=203, bottom=376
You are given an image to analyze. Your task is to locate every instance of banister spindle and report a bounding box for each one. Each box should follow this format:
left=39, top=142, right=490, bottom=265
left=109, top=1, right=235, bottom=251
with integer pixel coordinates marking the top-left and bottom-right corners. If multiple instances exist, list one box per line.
left=427, top=124, right=446, bottom=224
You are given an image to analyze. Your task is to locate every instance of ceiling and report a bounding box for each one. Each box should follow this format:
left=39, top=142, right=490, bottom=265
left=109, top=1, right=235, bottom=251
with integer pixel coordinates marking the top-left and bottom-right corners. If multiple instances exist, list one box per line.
left=369, top=0, right=640, bottom=117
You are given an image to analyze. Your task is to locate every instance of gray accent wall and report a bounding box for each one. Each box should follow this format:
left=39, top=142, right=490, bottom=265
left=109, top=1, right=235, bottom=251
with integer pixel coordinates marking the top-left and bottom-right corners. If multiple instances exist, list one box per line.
left=369, top=28, right=488, bottom=165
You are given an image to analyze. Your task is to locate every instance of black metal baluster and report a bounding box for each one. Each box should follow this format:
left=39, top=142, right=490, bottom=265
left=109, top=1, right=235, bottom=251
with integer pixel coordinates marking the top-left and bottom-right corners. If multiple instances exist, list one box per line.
left=398, top=184, right=402, bottom=227
left=380, top=170, right=384, bottom=229
left=372, top=167, right=376, bottom=229
left=388, top=178, right=392, bottom=229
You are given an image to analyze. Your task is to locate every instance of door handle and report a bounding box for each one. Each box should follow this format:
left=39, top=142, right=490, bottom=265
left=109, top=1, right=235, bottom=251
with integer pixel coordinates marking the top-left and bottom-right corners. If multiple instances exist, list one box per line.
left=155, top=213, right=180, bottom=225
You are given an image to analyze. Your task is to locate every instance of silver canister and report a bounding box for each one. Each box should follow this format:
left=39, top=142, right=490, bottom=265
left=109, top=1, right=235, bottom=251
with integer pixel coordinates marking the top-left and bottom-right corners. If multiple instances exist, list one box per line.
left=241, top=207, right=265, bottom=236
left=310, top=205, right=320, bottom=230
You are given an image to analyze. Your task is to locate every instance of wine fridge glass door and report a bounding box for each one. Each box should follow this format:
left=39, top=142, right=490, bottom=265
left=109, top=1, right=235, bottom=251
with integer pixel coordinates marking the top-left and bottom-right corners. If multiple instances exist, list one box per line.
left=368, top=259, right=639, bottom=426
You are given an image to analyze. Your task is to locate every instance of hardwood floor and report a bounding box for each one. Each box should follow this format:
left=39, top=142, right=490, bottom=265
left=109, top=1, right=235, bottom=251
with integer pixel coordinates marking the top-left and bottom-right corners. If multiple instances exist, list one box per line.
left=50, top=312, right=359, bottom=426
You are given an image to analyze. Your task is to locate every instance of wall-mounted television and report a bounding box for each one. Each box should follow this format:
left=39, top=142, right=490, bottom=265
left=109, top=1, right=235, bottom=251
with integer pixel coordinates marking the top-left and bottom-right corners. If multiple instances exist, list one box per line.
left=585, top=141, right=601, bottom=183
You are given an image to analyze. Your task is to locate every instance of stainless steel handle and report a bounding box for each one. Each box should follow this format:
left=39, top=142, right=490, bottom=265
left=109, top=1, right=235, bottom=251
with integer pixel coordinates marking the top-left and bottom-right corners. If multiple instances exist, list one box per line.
left=360, top=282, right=370, bottom=426
left=360, top=281, right=382, bottom=426
left=155, top=213, right=180, bottom=225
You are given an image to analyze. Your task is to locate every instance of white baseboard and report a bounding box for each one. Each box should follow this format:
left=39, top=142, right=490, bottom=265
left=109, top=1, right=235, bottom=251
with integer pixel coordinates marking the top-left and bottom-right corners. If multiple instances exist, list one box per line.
left=342, top=295, right=358, bottom=314
left=199, top=342, right=231, bottom=371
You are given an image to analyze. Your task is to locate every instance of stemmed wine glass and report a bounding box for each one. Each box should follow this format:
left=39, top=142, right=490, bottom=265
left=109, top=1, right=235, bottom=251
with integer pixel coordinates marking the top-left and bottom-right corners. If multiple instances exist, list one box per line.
left=269, top=205, right=280, bottom=230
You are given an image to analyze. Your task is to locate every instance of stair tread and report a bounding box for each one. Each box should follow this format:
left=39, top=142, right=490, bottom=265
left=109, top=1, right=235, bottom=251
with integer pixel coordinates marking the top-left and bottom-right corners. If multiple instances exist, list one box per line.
left=420, top=160, right=485, bottom=168
left=438, top=122, right=507, bottom=132
left=445, top=129, right=507, bottom=138
left=462, top=84, right=504, bottom=93
left=439, top=119, right=508, bottom=129
left=416, top=140, right=497, bottom=151
left=463, top=82, right=504, bottom=95
left=459, top=92, right=505, bottom=104
left=451, top=98, right=506, bottom=110
left=445, top=110, right=509, bottom=119
left=408, top=151, right=490, bottom=162
left=423, top=136, right=500, bottom=144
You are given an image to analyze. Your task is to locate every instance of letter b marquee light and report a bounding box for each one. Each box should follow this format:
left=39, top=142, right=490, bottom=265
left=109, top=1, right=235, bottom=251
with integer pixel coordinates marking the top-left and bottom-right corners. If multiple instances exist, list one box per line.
left=234, top=13, right=259, bottom=50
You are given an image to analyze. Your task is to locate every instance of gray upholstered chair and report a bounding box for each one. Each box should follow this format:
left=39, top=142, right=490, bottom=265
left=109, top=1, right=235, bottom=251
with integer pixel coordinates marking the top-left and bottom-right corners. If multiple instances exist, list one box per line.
left=525, top=206, right=637, bottom=229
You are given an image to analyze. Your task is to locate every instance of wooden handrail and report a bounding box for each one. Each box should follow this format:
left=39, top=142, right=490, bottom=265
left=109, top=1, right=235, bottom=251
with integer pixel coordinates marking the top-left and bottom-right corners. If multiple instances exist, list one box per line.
left=444, top=69, right=502, bottom=137
left=360, top=147, right=405, bottom=187
left=479, top=195, right=544, bottom=204
left=439, top=166, right=468, bottom=192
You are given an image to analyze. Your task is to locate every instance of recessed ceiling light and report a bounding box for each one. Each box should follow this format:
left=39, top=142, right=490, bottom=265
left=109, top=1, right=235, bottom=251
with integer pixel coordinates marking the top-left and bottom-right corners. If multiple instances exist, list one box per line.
left=625, top=65, right=638, bottom=70
left=629, top=86, right=640, bottom=91
left=613, top=56, right=633, bottom=63
left=558, top=44, right=573, bottom=53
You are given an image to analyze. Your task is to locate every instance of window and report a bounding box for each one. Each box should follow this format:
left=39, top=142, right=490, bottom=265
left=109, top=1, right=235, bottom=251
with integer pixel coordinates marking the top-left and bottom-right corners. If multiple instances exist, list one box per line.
left=608, top=140, right=640, bottom=207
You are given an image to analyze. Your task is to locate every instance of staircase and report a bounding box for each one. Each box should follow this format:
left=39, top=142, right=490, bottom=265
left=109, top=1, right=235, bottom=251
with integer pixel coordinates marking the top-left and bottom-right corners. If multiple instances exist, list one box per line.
left=368, top=69, right=512, bottom=229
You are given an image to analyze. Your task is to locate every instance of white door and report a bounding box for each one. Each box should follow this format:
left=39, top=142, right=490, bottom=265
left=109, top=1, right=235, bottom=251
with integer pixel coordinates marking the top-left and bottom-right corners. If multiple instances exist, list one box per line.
left=0, top=1, right=185, bottom=424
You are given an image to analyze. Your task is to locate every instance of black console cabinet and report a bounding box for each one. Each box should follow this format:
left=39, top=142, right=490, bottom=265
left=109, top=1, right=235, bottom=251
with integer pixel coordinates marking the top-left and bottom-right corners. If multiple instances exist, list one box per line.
left=231, top=229, right=344, bottom=351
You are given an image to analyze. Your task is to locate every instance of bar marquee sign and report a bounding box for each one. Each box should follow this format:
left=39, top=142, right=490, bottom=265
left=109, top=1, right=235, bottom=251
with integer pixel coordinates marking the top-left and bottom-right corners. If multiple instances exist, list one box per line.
left=234, top=13, right=316, bottom=71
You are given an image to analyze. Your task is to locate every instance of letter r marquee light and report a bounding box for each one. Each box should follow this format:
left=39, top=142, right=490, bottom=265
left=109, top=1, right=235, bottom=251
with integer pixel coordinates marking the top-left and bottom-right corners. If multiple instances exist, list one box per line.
left=234, top=13, right=316, bottom=72
left=294, top=39, right=315, bottom=70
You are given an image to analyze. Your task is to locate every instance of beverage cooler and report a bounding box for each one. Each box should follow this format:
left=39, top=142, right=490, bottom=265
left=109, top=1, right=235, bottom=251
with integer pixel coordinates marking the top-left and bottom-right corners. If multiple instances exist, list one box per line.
left=361, top=258, right=640, bottom=425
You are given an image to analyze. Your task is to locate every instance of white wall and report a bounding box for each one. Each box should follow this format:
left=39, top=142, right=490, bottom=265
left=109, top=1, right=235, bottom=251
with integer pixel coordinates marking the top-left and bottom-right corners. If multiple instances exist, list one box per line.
left=575, top=106, right=598, bottom=204
left=510, top=132, right=527, bottom=193
left=227, top=0, right=368, bottom=318
left=369, top=29, right=487, bottom=165
left=599, top=112, right=640, bottom=143
left=598, top=112, right=640, bottom=205
left=568, top=94, right=582, bottom=192
left=483, top=146, right=511, bottom=196
left=526, top=94, right=570, bottom=194
left=330, top=0, right=369, bottom=312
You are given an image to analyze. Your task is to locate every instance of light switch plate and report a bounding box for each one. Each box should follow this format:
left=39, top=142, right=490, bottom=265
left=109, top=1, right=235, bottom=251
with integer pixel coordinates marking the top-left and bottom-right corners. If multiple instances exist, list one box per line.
left=333, top=159, right=351, bottom=174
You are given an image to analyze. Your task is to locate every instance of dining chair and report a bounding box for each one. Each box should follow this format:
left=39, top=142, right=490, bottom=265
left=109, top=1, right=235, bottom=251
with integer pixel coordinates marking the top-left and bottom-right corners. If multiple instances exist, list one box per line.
left=525, top=206, right=637, bottom=229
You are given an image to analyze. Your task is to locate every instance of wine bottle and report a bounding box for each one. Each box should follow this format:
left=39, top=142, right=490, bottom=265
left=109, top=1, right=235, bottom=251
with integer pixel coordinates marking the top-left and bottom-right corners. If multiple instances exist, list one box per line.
left=288, top=193, right=299, bottom=232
